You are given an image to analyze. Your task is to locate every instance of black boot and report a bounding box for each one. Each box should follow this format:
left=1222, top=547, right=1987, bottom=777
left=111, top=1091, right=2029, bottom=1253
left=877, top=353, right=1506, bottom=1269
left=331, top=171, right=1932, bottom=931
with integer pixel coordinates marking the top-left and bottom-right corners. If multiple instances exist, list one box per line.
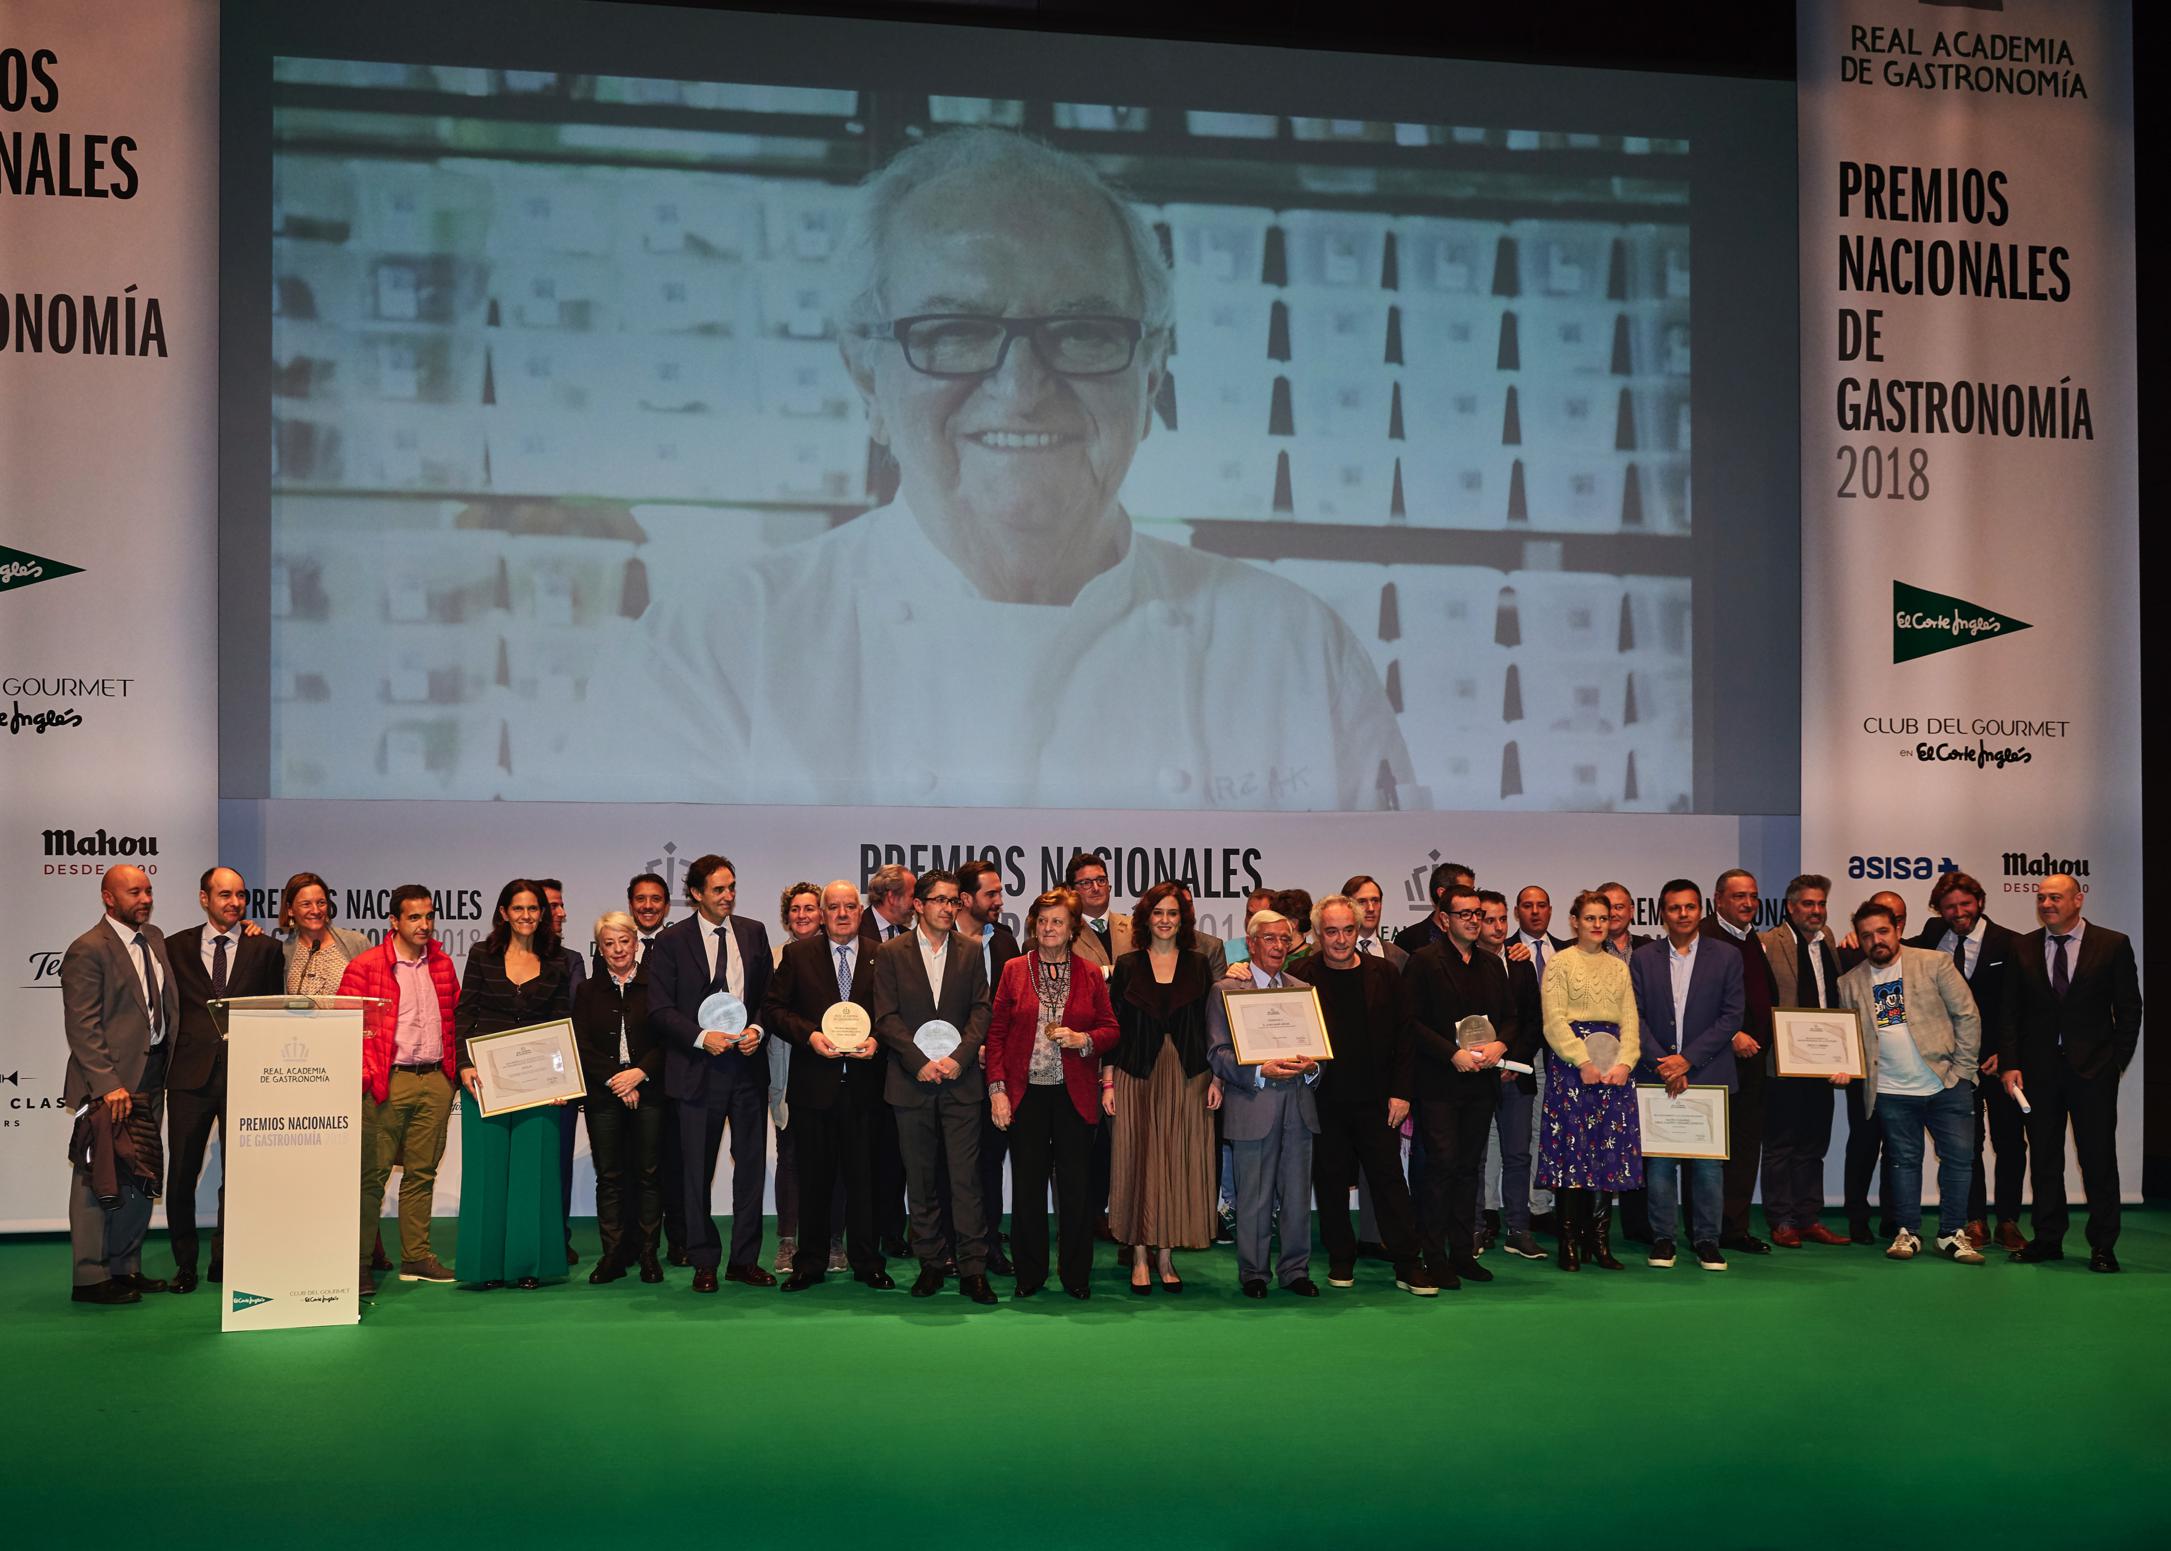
left=1556, top=1190, right=1583, bottom=1272
left=1588, top=1192, right=1625, bottom=1270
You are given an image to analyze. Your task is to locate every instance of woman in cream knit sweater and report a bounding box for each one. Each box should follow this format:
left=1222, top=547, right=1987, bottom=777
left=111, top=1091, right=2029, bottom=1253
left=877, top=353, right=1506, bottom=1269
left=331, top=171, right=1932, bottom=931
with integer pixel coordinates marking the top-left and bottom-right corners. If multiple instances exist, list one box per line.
left=1538, top=890, right=1644, bottom=1271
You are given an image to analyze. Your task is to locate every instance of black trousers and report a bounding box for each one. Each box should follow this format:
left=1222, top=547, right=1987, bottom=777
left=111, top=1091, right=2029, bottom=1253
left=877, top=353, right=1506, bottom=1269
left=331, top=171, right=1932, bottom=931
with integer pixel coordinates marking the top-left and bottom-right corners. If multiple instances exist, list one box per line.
left=164, top=1048, right=226, bottom=1274
left=1312, top=1099, right=1420, bottom=1274
left=679, top=1072, right=766, bottom=1269
left=1762, top=1076, right=1836, bottom=1230
left=980, top=1108, right=1011, bottom=1240
left=1719, top=1055, right=1766, bottom=1238
left=587, top=1090, right=663, bottom=1265
left=2024, top=1060, right=2123, bottom=1252
left=1968, top=1075, right=2028, bottom=1223
left=789, top=1067, right=886, bottom=1278
left=895, top=1089, right=989, bottom=1275
left=1006, top=1084, right=1095, bottom=1292
left=1414, top=1082, right=1495, bottom=1270
left=1843, top=1079, right=1897, bottom=1232
left=875, top=1106, right=909, bottom=1243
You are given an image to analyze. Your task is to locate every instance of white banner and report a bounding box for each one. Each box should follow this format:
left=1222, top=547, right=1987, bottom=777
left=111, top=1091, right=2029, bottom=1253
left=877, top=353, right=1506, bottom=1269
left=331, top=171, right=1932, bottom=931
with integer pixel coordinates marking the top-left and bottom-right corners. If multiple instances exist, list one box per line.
left=222, top=1003, right=363, bottom=1331
left=0, top=1, right=221, bottom=1229
left=1798, top=2, right=2140, bottom=1191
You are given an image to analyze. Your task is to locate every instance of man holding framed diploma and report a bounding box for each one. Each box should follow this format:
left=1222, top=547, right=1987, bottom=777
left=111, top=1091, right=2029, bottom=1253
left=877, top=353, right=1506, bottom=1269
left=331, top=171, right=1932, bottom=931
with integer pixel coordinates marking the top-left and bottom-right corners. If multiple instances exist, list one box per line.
left=1205, top=910, right=1325, bottom=1299
left=1629, top=881, right=1744, bottom=1272
left=1758, top=875, right=1855, bottom=1249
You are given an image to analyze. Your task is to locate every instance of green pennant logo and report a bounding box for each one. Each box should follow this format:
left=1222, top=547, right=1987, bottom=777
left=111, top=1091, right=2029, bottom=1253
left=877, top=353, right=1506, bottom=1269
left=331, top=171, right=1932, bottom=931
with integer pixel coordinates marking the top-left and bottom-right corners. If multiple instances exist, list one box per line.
left=231, top=1290, right=273, bottom=1312
left=1892, top=581, right=2030, bottom=664
left=0, top=543, right=84, bottom=596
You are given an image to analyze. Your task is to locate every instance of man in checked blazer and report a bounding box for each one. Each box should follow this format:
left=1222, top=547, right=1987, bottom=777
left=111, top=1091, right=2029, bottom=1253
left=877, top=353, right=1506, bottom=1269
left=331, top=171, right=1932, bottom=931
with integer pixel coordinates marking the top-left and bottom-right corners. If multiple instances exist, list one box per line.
left=62, top=864, right=182, bottom=1304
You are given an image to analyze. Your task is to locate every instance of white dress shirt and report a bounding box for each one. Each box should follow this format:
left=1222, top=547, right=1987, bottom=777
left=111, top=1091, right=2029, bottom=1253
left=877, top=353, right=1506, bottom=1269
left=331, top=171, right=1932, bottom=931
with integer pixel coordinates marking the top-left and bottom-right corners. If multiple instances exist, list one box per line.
left=200, top=923, right=244, bottom=979
left=2044, top=917, right=2086, bottom=977
left=1936, top=918, right=1986, bottom=979
left=105, top=913, right=166, bottom=1045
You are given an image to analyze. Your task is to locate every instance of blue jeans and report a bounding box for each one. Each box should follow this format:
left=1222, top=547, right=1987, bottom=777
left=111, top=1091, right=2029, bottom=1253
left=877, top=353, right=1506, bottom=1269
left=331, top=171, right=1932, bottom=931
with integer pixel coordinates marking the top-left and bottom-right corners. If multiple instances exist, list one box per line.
left=1644, top=1156, right=1723, bottom=1246
left=1877, top=1082, right=1974, bottom=1237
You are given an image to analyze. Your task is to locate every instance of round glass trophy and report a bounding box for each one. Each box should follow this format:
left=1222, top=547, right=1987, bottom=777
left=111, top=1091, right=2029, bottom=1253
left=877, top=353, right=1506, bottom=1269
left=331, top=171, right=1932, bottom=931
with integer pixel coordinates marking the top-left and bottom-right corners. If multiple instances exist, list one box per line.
left=699, top=991, right=749, bottom=1035
left=914, top=1019, right=962, bottom=1061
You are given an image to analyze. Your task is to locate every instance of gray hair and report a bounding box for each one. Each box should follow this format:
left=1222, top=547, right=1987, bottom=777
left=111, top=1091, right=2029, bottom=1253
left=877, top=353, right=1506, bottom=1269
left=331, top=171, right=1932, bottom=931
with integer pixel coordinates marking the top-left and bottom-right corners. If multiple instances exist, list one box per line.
left=833, top=127, right=1174, bottom=352
left=1244, top=908, right=1292, bottom=941
left=1313, top=894, right=1359, bottom=925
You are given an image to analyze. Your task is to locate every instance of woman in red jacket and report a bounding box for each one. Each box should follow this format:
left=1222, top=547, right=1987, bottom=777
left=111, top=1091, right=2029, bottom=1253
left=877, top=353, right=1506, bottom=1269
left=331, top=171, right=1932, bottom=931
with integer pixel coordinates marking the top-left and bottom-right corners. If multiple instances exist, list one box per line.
left=987, top=886, right=1120, bottom=1299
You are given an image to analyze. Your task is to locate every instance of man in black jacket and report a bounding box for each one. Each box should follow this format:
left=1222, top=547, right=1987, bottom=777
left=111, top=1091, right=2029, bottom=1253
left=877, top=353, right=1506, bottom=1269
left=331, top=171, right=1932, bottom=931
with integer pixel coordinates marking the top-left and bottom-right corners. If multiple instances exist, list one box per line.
left=1478, top=891, right=1546, bottom=1260
left=1289, top=896, right=1431, bottom=1296
left=956, top=858, right=1021, bottom=1275
left=1403, top=884, right=1533, bottom=1289
left=2000, top=874, right=2143, bottom=1273
left=1700, top=869, right=1777, bottom=1254
left=1911, top=871, right=2025, bottom=1252
left=162, top=867, right=283, bottom=1292
left=760, top=881, right=895, bottom=1292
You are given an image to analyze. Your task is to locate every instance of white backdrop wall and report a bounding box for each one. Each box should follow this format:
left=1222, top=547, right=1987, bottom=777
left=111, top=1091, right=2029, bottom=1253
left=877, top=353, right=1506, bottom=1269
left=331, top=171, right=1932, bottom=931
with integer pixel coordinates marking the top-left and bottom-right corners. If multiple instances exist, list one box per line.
left=1798, top=1, right=2141, bottom=1198
left=0, top=0, right=221, bottom=1231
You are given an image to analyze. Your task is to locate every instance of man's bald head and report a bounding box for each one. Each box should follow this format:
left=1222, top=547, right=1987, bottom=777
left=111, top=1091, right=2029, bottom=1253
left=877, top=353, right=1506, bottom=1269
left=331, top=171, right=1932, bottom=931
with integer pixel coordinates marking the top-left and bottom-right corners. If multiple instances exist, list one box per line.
left=102, top=864, right=154, bottom=926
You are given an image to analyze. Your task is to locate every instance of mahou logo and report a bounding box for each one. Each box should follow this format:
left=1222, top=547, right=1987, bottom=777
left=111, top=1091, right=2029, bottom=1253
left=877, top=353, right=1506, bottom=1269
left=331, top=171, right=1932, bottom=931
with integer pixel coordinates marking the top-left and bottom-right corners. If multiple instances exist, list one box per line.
left=43, top=828, right=159, bottom=858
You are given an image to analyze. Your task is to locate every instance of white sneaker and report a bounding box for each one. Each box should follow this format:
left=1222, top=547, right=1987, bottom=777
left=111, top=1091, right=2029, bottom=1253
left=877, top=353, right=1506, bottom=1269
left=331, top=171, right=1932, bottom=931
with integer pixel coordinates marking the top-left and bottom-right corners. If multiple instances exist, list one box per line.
left=1885, top=1229, right=1921, bottom=1261
left=1936, top=1231, right=1985, bottom=1264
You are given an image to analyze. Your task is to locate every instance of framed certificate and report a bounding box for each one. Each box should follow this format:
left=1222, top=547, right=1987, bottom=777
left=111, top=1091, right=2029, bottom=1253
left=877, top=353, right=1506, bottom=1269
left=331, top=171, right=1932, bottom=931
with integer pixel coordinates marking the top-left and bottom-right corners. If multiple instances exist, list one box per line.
left=469, top=1018, right=585, bottom=1117
left=1222, top=984, right=1334, bottom=1066
left=1772, top=1007, right=1866, bottom=1079
left=1636, top=1083, right=1730, bottom=1160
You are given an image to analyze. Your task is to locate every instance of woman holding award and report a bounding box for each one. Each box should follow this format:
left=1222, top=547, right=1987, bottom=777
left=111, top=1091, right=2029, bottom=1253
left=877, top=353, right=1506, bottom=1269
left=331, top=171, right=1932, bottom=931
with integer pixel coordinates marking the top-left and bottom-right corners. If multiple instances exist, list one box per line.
left=1106, top=882, right=1221, bottom=1294
left=986, top=887, right=1121, bottom=1299
left=455, top=879, right=572, bottom=1290
left=1537, top=890, right=1642, bottom=1273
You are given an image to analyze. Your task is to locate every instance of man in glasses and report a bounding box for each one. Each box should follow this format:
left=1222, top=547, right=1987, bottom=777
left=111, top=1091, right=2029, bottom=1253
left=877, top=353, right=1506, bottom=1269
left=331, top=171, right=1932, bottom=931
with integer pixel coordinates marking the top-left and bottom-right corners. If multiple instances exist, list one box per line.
left=612, top=126, right=1416, bottom=814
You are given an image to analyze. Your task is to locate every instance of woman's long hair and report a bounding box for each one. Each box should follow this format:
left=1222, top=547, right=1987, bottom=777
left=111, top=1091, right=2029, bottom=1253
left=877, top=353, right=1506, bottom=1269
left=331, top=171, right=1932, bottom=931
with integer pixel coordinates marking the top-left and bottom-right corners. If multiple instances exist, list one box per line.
left=483, top=877, right=561, bottom=959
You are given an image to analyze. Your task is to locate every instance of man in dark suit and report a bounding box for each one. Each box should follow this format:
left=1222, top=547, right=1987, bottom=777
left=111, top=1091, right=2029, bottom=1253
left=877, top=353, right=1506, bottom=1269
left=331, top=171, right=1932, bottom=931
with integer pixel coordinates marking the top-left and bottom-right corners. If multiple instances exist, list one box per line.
left=1700, top=868, right=1777, bottom=1253
left=1288, top=895, right=1430, bottom=1295
left=761, top=881, right=895, bottom=1291
left=1507, top=885, right=1572, bottom=975
left=1479, top=891, right=1548, bottom=1259
left=870, top=869, right=997, bottom=1304
left=647, top=853, right=775, bottom=1292
left=858, top=862, right=917, bottom=1256
left=2001, top=874, right=2142, bottom=1272
left=957, top=858, right=1021, bottom=1275
left=61, top=864, right=181, bottom=1304
left=162, top=866, right=282, bottom=1292
left=1631, top=880, right=1746, bottom=1272
left=1344, top=875, right=1409, bottom=969
left=1393, top=860, right=1476, bottom=955
left=1912, top=871, right=2025, bottom=1251
left=620, top=872, right=689, bottom=1265
left=1759, top=874, right=1854, bottom=1248
left=1404, top=884, right=1530, bottom=1289
left=539, top=879, right=586, bottom=1267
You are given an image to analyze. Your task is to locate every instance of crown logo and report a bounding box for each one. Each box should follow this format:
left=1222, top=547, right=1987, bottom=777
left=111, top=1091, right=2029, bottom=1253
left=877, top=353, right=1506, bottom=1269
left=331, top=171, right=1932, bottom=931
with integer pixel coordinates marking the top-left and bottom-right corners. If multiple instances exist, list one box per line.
left=280, top=1035, right=309, bottom=1062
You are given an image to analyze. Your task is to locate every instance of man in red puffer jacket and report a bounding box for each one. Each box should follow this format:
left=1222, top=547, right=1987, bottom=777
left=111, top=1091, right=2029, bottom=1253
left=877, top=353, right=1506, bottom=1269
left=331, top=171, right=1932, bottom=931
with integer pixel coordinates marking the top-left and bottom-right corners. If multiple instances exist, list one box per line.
left=337, top=885, right=460, bottom=1291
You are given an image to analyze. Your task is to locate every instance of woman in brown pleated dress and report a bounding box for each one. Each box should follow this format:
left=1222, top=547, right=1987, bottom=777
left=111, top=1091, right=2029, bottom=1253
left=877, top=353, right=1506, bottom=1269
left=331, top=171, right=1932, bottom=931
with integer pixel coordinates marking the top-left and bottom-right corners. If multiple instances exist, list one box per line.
left=1106, top=881, right=1223, bottom=1294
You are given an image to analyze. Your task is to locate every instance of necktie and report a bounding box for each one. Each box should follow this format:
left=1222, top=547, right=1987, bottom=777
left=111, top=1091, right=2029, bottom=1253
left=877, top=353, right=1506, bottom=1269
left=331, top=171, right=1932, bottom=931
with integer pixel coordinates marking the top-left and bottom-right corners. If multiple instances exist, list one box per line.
left=713, top=925, right=731, bottom=990
left=642, top=935, right=656, bottom=951
left=134, top=932, right=161, bottom=1033
left=211, top=932, right=229, bottom=998
left=2051, top=934, right=2072, bottom=997
left=836, top=943, right=852, bottom=1001
left=1953, top=935, right=1969, bottom=979
left=1532, top=937, right=1548, bottom=975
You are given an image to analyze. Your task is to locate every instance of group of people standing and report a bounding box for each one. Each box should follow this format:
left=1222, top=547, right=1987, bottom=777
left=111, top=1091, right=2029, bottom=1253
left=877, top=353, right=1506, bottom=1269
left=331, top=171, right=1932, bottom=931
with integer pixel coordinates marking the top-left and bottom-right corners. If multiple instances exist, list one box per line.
left=59, top=848, right=2140, bottom=1307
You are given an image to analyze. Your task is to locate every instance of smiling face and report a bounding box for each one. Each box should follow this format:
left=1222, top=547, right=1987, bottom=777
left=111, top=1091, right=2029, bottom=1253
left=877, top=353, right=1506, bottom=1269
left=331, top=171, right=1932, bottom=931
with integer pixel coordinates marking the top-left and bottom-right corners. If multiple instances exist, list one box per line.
left=1317, top=902, right=1359, bottom=968
left=852, top=171, right=1162, bottom=562
left=1602, top=887, right=1633, bottom=944
left=1715, top=873, right=1760, bottom=930
left=1070, top=862, right=1112, bottom=920
left=1148, top=895, right=1181, bottom=944
left=201, top=868, right=247, bottom=932
left=290, top=883, right=330, bottom=939
left=785, top=890, right=822, bottom=941
left=918, top=880, right=961, bottom=936
left=392, top=896, right=435, bottom=956
left=1032, top=903, right=1074, bottom=953
left=821, top=882, right=864, bottom=943
left=599, top=924, right=637, bottom=977
left=628, top=879, right=669, bottom=932
left=1936, top=886, right=1982, bottom=938
left=501, top=889, right=543, bottom=945
left=104, top=864, right=154, bottom=927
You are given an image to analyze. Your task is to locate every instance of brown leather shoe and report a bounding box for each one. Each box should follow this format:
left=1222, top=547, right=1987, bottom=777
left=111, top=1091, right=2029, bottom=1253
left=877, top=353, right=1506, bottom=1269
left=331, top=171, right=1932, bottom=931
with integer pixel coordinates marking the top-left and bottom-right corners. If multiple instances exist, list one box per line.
left=1963, top=1219, right=1990, bottom=1249
left=1770, top=1225, right=1803, bottom=1248
left=692, top=1267, right=719, bottom=1293
left=724, top=1263, right=776, bottom=1288
left=1996, top=1221, right=2027, bottom=1253
left=1800, top=1223, right=1852, bottom=1246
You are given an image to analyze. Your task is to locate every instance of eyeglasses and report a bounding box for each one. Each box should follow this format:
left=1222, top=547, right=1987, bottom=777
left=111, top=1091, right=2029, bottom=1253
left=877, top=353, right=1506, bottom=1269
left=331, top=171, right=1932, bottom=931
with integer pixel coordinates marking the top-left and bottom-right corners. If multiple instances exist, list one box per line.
left=923, top=893, right=960, bottom=907
left=1447, top=908, right=1484, bottom=920
left=874, top=314, right=1146, bottom=378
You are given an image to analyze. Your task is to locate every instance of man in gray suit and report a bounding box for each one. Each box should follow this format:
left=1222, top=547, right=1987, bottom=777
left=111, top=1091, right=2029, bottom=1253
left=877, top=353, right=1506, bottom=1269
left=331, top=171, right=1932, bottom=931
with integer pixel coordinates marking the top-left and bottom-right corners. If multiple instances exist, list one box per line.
left=870, top=869, right=997, bottom=1305
left=1206, top=909, right=1322, bottom=1299
left=62, top=864, right=181, bottom=1304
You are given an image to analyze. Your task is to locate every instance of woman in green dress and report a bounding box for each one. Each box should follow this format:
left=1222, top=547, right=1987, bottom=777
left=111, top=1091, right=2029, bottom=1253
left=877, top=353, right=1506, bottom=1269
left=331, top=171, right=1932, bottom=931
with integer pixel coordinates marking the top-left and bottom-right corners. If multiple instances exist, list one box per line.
left=456, top=879, right=571, bottom=1289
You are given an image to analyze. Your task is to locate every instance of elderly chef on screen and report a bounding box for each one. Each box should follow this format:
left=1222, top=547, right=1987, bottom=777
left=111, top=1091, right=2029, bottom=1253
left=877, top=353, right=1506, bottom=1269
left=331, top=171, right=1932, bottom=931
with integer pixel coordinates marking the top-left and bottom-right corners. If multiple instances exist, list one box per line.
left=621, top=127, right=1417, bottom=812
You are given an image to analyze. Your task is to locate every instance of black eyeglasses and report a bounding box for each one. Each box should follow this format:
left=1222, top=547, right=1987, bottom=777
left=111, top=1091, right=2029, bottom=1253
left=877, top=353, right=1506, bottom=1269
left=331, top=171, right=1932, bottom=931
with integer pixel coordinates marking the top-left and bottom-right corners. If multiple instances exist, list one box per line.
left=873, top=314, right=1146, bottom=378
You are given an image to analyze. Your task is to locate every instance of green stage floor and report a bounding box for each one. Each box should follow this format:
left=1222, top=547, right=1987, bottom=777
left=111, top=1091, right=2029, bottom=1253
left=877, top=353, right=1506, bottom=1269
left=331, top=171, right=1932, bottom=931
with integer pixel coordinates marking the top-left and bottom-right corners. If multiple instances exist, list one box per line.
left=8, top=1211, right=2166, bottom=1548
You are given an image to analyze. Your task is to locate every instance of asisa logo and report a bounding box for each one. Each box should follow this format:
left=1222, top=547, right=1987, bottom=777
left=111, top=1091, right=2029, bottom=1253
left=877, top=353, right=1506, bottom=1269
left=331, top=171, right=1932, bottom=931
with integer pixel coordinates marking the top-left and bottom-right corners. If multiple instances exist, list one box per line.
left=1847, top=854, right=1956, bottom=881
